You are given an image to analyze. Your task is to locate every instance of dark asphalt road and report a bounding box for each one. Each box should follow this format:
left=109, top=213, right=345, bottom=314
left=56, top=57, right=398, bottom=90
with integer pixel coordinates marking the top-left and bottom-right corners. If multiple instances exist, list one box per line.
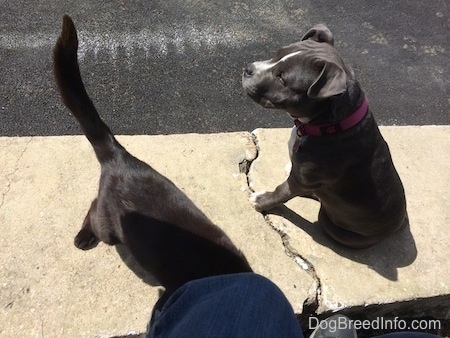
left=0, top=0, right=448, bottom=136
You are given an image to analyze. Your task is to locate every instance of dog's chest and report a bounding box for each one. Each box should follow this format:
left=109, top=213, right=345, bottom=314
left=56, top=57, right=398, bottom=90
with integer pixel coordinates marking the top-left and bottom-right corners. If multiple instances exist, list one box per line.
left=288, top=126, right=304, bottom=158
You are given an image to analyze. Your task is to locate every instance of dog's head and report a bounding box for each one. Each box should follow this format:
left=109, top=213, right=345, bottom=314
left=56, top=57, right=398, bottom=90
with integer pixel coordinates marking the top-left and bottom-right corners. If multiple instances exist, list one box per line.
left=242, top=25, right=351, bottom=120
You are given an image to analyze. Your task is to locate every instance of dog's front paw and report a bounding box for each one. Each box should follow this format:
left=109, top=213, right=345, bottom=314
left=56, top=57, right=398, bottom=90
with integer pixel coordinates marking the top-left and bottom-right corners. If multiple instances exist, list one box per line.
left=74, top=228, right=99, bottom=250
left=249, top=191, right=269, bottom=212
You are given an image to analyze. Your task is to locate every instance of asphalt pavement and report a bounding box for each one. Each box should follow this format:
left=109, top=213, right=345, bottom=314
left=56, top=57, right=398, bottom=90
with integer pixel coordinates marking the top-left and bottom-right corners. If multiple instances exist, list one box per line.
left=0, top=0, right=449, bottom=136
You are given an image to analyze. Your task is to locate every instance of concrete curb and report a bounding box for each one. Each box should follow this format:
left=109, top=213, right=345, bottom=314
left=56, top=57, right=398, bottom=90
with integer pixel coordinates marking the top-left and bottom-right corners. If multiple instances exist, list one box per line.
left=1, top=126, right=449, bottom=336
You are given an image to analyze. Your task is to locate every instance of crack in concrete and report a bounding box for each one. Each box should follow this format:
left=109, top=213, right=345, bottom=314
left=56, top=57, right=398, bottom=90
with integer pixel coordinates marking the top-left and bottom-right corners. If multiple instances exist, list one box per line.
left=240, top=131, right=321, bottom=317
left=238, top=131, right=259, bottom=182
left=264, top=215, right=321, bottom=317
left=0, top=137, right=32, bottom=210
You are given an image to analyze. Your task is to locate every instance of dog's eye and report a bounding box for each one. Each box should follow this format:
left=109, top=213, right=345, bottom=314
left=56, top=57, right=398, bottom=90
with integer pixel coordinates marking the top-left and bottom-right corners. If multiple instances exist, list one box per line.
left=276, top=73, right=286, bottom=86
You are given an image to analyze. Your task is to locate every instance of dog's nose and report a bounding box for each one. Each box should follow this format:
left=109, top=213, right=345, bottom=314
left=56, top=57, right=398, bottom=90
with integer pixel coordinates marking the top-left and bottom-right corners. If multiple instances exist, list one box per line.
left=243, top=63, right=255, bottom=77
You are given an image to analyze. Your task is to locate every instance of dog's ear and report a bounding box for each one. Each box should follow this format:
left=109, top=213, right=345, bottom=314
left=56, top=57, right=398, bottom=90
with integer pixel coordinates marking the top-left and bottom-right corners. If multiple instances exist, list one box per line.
left=301, top=24, right=334, bottom=45
left=307, top=62, right=347, bottom=99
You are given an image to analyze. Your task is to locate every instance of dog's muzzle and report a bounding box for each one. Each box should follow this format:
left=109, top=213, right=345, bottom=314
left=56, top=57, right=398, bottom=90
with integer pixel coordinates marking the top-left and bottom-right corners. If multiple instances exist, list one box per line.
left=242, top=62, right=277, bottom=108
left=243, top=63, right=256, bottom=78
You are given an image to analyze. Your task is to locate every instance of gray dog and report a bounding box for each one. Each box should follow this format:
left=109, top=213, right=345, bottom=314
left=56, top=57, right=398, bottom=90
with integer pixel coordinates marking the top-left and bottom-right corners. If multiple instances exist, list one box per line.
left=242, top=24, right=407, bottom=249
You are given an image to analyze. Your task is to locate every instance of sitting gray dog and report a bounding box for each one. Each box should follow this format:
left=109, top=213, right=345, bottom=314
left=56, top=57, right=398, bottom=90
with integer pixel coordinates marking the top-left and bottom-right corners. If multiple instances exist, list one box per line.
left=242, top=24, right=407, bottom=249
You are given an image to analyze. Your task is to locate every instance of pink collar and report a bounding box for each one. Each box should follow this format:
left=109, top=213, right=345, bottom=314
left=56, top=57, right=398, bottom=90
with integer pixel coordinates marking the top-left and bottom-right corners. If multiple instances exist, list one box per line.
left=294, top=98, right=368, bottom=136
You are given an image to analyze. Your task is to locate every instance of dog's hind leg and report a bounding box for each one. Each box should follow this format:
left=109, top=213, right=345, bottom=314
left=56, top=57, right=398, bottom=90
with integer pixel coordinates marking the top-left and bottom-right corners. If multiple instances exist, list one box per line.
left=74, top=199, right=100, bottom=250
left=318, top=207, right=382, bottom=249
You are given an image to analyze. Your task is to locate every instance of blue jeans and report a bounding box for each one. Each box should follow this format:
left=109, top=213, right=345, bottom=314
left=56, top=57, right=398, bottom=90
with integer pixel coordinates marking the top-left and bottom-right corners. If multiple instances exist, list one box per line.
left=146, top=273, right=439, bottom=338
left=147, top=273, right=303, bottom=337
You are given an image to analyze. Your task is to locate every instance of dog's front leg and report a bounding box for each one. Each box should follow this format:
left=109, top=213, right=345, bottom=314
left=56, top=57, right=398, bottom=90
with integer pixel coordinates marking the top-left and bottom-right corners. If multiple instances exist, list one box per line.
left=74, top=199, right=100, bottom=250
left=250, top=175, right=302, bottom=212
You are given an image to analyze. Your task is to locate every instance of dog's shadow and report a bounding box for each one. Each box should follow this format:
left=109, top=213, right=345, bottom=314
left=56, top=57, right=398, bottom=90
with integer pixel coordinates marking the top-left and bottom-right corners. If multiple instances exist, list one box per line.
left=267, top=205, right=417, bottom=281
left=115, top=244, right=161, bottom=287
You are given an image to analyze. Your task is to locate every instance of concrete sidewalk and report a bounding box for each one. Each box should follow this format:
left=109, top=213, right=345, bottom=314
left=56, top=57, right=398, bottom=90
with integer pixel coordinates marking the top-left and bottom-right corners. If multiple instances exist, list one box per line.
left=1, top=126, right=449, bottom=337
